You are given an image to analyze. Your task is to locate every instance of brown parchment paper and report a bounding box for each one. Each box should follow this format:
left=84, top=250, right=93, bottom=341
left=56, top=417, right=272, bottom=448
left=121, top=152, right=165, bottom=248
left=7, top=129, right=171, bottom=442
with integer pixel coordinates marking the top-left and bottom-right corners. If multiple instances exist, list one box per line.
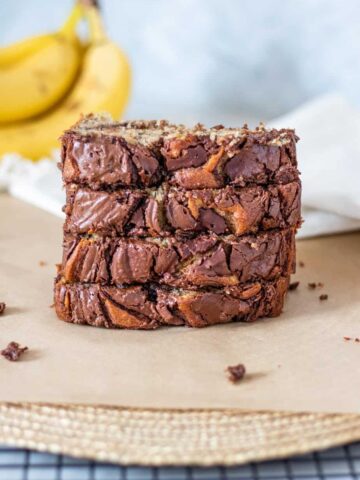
left=0, top=193, right=360, bottom=413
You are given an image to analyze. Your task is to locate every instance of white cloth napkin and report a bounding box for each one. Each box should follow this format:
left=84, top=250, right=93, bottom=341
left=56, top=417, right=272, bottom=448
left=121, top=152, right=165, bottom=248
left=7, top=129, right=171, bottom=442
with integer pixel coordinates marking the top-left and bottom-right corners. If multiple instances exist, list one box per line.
left=271, top=94, right=360, bottom=238
left=1, top=94, right=360, bottom=238
left=0, top=152, right=63, bottom=218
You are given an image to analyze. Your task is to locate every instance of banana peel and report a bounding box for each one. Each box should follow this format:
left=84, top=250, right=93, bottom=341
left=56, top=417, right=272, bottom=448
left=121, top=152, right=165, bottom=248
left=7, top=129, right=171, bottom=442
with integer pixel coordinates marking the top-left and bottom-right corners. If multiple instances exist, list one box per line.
left=0, top=1, right=131, bottom=160
left=0, top=4, right=84, bottom=123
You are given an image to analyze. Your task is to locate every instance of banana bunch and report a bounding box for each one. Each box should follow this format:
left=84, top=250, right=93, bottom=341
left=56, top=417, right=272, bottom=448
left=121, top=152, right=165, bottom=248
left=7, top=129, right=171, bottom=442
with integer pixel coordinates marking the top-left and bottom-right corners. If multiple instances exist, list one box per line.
left=0, top=1, right=131, bottom=160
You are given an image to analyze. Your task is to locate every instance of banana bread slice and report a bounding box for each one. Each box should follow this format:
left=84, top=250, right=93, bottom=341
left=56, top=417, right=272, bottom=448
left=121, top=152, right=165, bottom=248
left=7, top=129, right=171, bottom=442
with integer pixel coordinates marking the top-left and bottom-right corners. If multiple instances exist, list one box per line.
left=64, top=181, right=301, bottom=237
left=60, top=228, right=295, bottom=288
left=54, top=276, right=289, bottom=329
left=61, top=114, right=299, bottom=189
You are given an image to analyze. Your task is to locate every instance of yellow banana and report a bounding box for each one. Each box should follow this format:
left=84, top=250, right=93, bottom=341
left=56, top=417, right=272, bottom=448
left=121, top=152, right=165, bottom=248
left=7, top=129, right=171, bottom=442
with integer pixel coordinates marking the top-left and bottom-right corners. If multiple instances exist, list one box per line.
left=0, top=4, right=84, bottom=123
left=0, top=3, right=131, bottom=159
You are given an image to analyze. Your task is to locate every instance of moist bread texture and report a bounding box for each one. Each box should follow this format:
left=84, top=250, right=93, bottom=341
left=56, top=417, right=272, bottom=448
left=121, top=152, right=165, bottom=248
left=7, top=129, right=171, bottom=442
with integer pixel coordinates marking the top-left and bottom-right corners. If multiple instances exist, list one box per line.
left=61, top=114, right=299, bottom=189
left=60, top=229, right=296, bottom=288
left=54, top=276, right=289, bottom=329
left=64, top=181, right=301, bottom=237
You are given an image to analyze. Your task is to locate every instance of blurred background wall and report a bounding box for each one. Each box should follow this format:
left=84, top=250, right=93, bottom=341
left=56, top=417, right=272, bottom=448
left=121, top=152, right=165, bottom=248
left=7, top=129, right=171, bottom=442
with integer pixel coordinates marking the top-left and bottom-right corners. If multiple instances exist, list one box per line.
left=1, top=0, right=360, bottom=125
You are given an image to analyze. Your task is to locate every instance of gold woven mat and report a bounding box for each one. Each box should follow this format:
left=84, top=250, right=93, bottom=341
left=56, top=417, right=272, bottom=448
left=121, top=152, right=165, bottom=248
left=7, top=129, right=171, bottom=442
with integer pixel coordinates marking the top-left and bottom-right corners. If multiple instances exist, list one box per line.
left=0, top=404, right=360, bottom=466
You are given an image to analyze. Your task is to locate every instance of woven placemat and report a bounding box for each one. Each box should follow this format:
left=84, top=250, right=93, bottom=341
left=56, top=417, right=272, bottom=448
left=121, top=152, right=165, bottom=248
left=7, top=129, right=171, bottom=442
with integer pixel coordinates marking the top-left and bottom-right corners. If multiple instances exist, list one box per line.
left=0, top=404, right=360, bottom=466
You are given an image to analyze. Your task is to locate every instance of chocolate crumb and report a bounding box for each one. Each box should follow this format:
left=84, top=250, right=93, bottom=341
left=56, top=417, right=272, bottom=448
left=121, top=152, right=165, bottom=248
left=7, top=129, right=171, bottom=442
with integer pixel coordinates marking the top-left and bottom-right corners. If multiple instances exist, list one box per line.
left=39, top=260, right=47, bottom=267
left=344, top=336, right=352, bottom=341
left=319, top=294, right=328, bottom=301
left=308, top=282, right=324, bottom=290
left=0, top=302, right=6, bottom=315
left=356, top=338, right=360, bottom=343
left=226, top=364, right=246, bottom=383
left=1, top=342, right=28, bottom=361
left=299, top=261, right=305, bottom=267
left=288, top=281, right=300, bottom=291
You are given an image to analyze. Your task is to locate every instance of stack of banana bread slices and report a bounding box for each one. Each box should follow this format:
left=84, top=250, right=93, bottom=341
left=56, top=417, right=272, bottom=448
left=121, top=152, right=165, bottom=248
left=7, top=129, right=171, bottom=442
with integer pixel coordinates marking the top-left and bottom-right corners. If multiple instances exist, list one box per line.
left=54, top=114, right=301, bottom=329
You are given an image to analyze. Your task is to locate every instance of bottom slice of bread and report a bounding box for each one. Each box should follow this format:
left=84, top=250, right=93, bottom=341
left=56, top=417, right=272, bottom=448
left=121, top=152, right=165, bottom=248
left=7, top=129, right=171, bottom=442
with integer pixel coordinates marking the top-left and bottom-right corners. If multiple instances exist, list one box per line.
left=54, top=277, right=289, bottom=329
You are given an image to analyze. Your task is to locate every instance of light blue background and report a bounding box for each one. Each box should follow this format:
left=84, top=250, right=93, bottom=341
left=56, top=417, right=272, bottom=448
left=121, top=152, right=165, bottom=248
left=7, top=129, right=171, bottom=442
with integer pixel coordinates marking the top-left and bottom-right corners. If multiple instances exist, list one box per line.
left=1, top=0, right=359, bottom=124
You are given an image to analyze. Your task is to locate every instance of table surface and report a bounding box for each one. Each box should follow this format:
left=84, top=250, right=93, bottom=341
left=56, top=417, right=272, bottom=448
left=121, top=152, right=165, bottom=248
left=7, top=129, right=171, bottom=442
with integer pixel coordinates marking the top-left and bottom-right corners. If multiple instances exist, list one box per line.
left=1, top=443, right=360, bottom=480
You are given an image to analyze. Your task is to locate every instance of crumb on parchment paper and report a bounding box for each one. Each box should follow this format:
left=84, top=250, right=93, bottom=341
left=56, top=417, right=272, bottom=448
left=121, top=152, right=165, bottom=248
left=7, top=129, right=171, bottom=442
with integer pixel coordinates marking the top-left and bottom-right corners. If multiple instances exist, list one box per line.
left=288, top=281, right=300, bottom=291
left=308, top=282, right=324, bottom=290
left=1, top=342, right=28, bottom=361
left=226, top=364, right=246, bottom=383
left=343, top=336, right=360, bottom=343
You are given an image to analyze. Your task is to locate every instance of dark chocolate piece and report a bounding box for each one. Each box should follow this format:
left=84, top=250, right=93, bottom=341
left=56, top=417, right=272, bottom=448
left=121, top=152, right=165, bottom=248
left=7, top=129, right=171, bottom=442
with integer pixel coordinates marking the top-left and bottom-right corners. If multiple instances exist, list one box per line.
left=288, top=281, right=299, bottom=291
left=60, top=114, right=299, bottom=189
left=54, top=276, right=289, bottom=329
left=0, top=302, right=6, bottom=315
left=319, top=294, right=328, bottom=301
left=61, top=135, right=162, bottom=188
left=1, top=342, right=28, bottom=361
left=60, top=229, right=296, bottom=288
left=226, top=364, right=246, bottom=383
left=64, top=181, right=301, bottom=237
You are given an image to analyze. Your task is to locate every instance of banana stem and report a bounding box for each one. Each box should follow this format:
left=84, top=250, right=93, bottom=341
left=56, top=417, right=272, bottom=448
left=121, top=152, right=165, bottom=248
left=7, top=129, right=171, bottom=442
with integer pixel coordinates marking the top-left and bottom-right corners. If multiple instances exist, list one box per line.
left=60, top=3, right=84, bottom=38
left=78, top=0, right=100, bottom=7
left=84, top=4, right=107, bottom=43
